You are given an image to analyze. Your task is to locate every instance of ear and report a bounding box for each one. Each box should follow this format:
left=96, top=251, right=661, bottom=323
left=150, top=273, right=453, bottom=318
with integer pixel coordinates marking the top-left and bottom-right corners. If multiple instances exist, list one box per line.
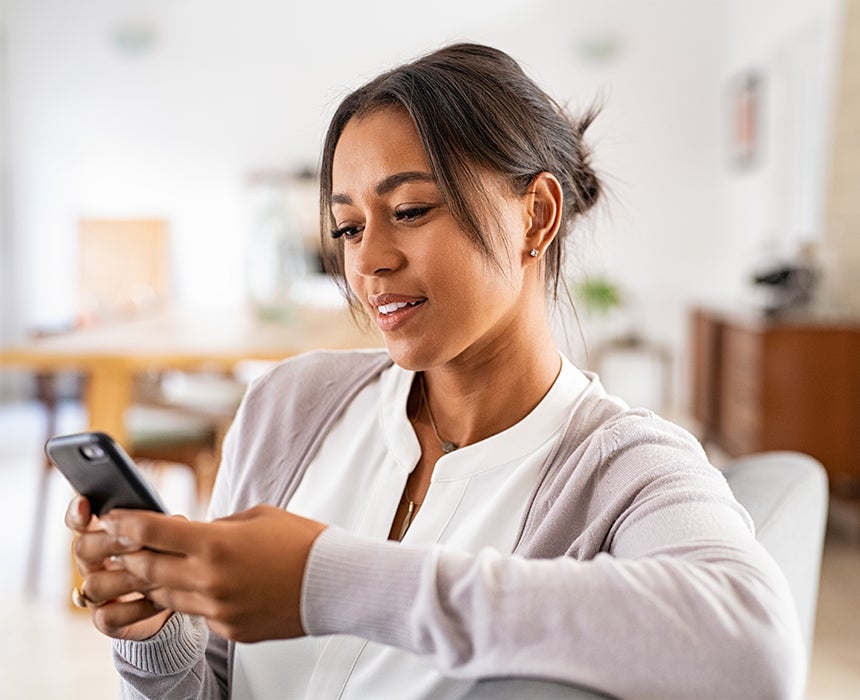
left=523, top=172, right=562, bottom=261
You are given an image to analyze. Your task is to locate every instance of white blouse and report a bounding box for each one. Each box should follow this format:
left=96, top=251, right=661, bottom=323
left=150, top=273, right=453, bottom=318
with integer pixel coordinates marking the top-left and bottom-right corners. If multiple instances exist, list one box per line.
left=231, top=354, right=589, bottom=699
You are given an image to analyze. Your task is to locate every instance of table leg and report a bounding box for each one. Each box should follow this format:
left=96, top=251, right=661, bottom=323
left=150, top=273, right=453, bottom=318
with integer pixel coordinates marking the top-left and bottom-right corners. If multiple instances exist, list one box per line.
left=70, top=361, right=134, bottom=609
left=83, top=361, right=132, bottom=447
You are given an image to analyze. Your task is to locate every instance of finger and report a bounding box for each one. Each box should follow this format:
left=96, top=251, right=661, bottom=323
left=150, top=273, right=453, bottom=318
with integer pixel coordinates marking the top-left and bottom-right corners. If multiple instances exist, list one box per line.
left=92, top=599, right=169, bottom=639
left=74, top=531, right=141, bottom=574
left=82, top=569, right=157, bottom=606
left=145, top=586, right=213, bottom=620
left=119, top=549, right=197, bottom=592
left=65, top=496, right=93, bottom=533
left=101, top=510, right=200, bottom=555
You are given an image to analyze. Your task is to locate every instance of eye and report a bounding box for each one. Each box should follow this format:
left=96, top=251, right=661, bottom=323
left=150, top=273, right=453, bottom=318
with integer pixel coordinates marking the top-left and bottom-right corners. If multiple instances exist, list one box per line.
left=330, top=223, right=364, bottom=240
left=394, top=205, right=433, bottom=223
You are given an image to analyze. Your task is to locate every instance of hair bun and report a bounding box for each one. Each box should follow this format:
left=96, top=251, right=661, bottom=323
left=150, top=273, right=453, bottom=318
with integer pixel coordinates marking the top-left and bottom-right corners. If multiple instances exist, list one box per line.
left=570, top=108, right=602, bottom=217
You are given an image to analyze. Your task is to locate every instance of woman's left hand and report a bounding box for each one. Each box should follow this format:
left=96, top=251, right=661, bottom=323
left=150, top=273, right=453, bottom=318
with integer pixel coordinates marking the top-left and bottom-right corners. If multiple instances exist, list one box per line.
left=100, top=505, right=327, bottom=643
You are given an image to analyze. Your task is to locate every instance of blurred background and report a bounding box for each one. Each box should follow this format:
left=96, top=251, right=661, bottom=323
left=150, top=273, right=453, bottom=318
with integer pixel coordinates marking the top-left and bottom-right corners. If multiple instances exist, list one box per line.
left=2, top=0, right=857, bottom=406
left=0, top=0, right=858, bottom=697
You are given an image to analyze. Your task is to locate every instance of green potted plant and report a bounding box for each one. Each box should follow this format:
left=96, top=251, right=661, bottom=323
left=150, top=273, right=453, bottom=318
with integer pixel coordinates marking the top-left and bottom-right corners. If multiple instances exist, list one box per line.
left=572, top=276, right=624, bottom=316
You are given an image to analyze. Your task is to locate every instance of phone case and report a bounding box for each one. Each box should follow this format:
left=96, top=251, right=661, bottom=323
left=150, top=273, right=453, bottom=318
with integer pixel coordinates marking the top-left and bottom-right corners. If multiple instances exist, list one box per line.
left=45, top=431, right=168, bottom=516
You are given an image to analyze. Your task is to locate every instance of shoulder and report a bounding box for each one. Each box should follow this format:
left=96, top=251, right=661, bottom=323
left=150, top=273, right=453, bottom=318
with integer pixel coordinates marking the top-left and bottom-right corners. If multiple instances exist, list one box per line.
left=517, top=376, right=732, bottom=556
left=232, top=347, right=393, bottom=444
left=244, top=348, right=393, bottom=404
left=570, top=373, right=710, bottom=469
left=213, top=349, right=393, bottom=512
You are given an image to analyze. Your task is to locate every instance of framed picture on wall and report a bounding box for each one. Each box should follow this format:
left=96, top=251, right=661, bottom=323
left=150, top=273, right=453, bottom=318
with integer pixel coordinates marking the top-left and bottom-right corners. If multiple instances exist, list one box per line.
left=728, top=71, right=763, bottom=170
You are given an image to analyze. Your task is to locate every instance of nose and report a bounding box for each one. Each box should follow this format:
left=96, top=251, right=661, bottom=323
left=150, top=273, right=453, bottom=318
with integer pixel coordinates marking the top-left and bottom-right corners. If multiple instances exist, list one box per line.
left=349, top=219, right=403, bottom=277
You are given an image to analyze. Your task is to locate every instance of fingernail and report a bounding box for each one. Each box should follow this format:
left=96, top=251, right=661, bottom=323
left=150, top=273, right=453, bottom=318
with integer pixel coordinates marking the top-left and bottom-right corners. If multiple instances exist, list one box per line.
left=75, top=499, right=87, bottom=518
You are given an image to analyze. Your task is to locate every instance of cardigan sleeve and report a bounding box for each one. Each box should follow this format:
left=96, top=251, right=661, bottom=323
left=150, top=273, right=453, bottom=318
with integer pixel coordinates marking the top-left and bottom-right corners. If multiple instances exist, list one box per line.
left=301, top=416, right=805, bottom=700
left=112, top=613, right=228, bottom=700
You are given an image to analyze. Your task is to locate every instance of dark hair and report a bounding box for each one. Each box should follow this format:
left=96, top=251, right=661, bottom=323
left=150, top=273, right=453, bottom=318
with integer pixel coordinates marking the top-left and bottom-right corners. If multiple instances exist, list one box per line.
left=319, top=42, right=602, bottom=309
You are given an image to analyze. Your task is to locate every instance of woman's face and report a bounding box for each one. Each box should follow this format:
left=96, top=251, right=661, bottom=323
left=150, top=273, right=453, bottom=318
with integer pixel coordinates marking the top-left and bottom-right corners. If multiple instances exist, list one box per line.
left=330, top=108, right=538, bottom=371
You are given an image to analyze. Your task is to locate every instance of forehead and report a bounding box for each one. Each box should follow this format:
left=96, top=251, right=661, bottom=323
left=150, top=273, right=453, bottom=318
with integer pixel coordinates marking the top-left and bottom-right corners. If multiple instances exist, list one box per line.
left=331, top=108, right=433, bottom=194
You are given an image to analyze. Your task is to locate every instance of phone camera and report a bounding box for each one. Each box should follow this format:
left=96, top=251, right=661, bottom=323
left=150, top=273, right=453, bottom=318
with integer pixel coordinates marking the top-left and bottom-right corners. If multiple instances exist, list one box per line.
left=80, top=445, right=107, bottom=461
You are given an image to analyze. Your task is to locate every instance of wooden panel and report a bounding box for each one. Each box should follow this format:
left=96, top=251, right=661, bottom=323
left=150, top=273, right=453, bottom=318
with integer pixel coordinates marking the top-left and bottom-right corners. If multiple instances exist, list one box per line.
left=722, top=322, right=763, bottom=376
left=720, top=389, right=762, bottom=455
left=716, top=323, right=762, bottom=456
left=689, top=307, right=722, bottom=437
left=78, top=218, right=171, bottom=324
left=762, top=327, right=860, bottom=485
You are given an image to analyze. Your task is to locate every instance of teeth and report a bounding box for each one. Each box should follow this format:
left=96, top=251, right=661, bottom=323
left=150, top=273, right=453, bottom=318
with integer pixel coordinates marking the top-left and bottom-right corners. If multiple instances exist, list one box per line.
left=378, top=301, right=418, bottom=315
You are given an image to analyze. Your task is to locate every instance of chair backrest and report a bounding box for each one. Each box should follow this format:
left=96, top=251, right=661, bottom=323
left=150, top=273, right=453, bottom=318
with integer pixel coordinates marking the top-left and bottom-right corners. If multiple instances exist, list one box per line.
left=721, top=451, right=829, bottom=661
left=77, top=218, right=171, bottom=325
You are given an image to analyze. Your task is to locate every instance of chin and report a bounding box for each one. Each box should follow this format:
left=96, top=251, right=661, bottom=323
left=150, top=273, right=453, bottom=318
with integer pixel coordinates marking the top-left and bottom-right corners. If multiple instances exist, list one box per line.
left=383, top=339, right=442, bottom=373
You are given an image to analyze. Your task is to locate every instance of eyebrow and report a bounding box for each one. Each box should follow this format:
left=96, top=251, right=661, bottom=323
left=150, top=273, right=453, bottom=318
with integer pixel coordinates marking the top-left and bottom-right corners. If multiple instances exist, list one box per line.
left=331, top=171, right=436, bottom=206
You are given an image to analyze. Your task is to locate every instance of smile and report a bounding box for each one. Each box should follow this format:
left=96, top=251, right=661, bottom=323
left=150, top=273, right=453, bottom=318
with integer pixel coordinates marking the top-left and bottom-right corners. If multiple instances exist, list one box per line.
left=370, top=296, right=426, bottom=332
left=378, top=300, right=423, bottom=315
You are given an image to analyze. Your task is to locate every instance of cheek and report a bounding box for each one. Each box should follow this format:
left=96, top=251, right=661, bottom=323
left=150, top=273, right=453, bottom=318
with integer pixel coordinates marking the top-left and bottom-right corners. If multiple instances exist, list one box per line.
left=458, top=241, right=519, bottom=289
left=341, top=249, right=362, bottom=293
left=341, top=256, right=374, bottom=316
left=439, top=255, right=517, bottom=315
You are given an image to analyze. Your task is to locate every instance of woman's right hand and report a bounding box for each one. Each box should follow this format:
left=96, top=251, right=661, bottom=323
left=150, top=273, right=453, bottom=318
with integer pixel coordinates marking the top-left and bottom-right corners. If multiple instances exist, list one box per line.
left=65, top=496, right=172, bottom=641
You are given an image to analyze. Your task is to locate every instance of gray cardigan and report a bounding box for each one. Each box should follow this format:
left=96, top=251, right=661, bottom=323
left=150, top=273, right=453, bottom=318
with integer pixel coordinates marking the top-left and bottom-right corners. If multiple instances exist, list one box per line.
left=115, top=350, right=804, bottom=699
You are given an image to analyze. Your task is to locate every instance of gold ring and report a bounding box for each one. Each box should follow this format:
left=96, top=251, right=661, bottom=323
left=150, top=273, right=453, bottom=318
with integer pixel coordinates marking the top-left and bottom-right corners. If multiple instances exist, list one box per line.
left=71, top=585, right=90, bottom=609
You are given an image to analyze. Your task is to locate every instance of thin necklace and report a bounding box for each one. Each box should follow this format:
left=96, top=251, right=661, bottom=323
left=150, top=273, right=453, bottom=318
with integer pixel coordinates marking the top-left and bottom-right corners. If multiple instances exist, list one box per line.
left=398, top=375, right=457, bottom=541
left=419, top=374, right=458, bottom=454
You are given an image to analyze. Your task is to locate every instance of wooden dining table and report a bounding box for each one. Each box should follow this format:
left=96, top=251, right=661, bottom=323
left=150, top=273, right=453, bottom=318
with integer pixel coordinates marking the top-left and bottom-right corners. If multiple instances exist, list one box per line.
left=0, top=303, right=383, bottom=448
left=3, top=302, right=383, bottom=600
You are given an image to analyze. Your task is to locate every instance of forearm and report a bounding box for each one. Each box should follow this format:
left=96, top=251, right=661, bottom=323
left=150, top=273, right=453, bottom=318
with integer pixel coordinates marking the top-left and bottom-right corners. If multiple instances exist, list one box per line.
left=423, top=541, right=802, bottom=699
left=113, top=613, right=228, bottom=700
left=302, top=527, right=804, bottom=700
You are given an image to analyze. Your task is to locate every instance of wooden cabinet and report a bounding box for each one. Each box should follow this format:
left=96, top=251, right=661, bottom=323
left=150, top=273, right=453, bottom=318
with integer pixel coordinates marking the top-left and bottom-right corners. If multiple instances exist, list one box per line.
left=690, top=307, right=860, bottom=492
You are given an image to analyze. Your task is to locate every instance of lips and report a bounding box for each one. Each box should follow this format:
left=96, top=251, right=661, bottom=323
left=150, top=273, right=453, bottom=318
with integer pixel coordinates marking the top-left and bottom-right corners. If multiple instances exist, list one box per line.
left=369, top=293, right=426, bottom=332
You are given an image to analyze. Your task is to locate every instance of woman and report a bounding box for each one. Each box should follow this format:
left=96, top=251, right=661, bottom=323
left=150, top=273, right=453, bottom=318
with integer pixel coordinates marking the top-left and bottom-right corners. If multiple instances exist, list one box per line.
left=66, top=43, right=803, bottom=699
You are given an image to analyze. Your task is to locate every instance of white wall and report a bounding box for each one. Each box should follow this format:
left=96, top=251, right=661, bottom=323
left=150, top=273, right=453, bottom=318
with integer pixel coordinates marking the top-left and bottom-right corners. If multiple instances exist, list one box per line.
left=823, top=0, right=860, bottom=313
left=490, top=0, right=725, bottom=409
left=715, top=0, right=844, bottom=307
left=0, top=7, right=14, bottom=346
left=3, top=0, right=547, bottom=331
left=1, top=0, right=844, bottom=412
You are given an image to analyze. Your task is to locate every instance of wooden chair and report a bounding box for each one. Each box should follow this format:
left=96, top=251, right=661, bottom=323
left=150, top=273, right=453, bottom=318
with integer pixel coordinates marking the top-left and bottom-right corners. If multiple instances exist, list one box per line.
left=76, top=218, right=172, bottom=325
left=26, top=218, right=242, bottom=592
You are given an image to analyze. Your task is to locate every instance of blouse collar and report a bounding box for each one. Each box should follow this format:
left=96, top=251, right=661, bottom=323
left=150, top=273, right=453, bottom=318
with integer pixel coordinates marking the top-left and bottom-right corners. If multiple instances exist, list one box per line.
left=379, top=354, right=589, bottom=481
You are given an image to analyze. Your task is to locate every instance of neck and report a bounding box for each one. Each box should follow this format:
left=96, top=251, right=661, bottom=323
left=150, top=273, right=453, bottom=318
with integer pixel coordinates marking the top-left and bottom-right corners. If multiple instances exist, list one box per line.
left=420, top=321, right=562, bottom=449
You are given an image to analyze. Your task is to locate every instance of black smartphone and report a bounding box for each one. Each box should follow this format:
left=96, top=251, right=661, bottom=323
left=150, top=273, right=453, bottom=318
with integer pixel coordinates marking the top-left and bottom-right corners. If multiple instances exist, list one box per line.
left=45, top=431, right=168, bottom=516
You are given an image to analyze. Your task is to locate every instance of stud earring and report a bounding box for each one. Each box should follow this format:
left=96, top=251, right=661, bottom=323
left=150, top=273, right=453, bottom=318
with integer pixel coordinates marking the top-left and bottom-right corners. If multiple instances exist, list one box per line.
left=529, top=248, right=540, bottom=258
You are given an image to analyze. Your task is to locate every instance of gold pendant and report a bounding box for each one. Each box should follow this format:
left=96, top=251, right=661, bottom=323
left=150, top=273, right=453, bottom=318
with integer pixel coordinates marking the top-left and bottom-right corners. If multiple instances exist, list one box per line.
left=398, top=500, right=416, bottom=541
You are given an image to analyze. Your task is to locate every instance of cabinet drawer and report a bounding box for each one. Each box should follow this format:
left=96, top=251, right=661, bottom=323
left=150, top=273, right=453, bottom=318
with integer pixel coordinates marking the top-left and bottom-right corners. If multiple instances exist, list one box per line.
left=720, top=390, right=762, bottom=455
left=721, top=361, right=761, bottom=401
left=718, top=324, right=763, bottom=456
left=722, top=324, right=762, bottom=375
